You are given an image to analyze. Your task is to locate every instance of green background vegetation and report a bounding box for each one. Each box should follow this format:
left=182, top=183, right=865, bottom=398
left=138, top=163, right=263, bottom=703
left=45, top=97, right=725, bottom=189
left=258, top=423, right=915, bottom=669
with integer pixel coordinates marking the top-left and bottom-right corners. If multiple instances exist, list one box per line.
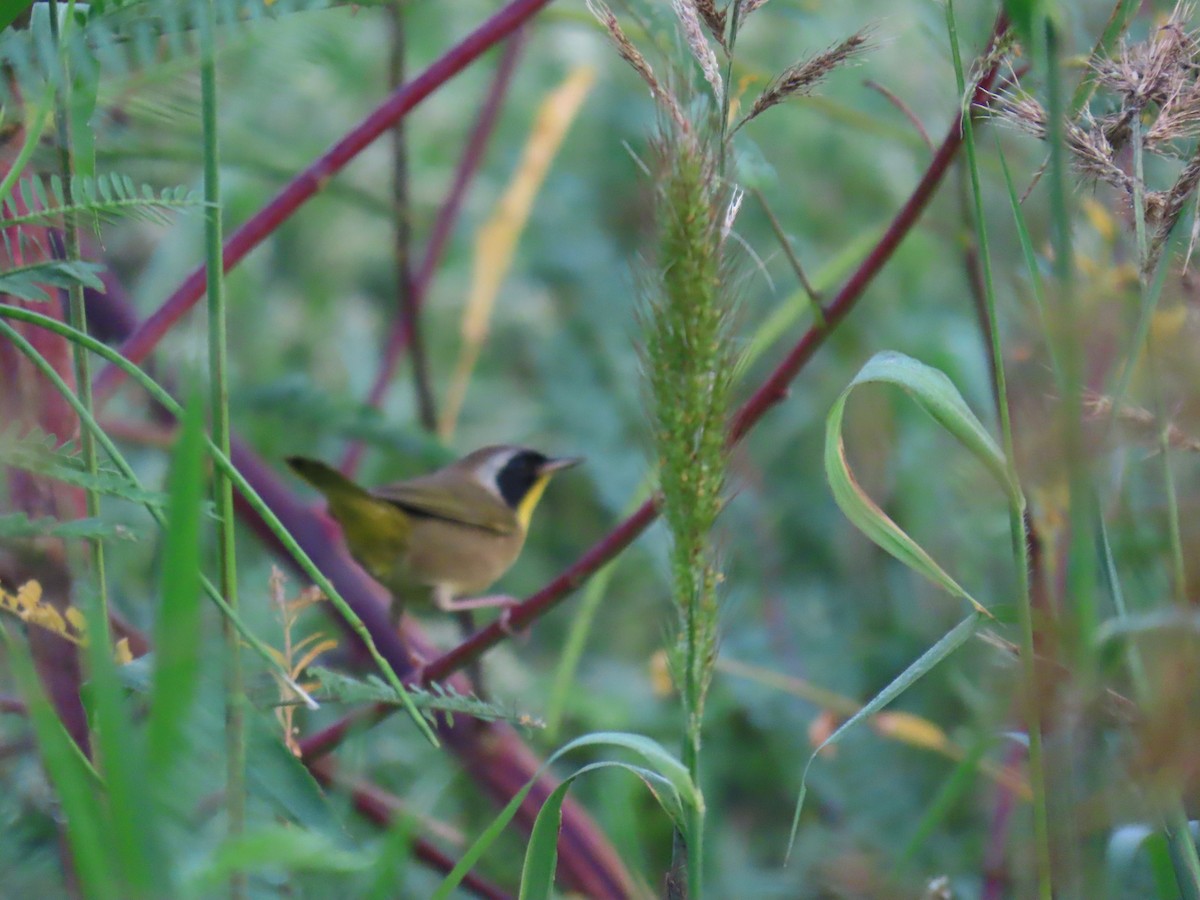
left=2, top=0, right=1199, bottom=896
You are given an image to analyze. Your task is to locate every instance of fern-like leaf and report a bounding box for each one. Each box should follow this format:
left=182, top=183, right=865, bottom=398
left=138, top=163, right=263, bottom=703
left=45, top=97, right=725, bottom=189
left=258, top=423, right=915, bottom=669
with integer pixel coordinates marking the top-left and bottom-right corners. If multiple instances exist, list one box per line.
left=0, top=259, right=105, bottom=301
left=309, top=666, right=544, bottom=729
left=2, top=173, right=203, bottom=229
left=2, top=430, right=211, bottom=511
left=0, top=0, right=335, bottom=99
left=0, top=513, right=138, bottom=541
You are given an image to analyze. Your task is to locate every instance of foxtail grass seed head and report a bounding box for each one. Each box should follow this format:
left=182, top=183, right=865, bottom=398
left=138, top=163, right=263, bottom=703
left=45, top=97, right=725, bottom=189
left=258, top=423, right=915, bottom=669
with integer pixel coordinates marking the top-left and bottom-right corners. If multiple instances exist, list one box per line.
left=736, top=30, right=870, bottom=130
left=690, top=0, right=728, bottom=53
left=993, top=90, right=1134, bottom=193
left=673, top=0, right=723, bottom=103
left=721, top=185, right=744, bottom=243
left=1001, top=3, right=1200, bottom=272
left=587, top=0, right=690, bottom=135
left=643, top=132, right=738, bottom=720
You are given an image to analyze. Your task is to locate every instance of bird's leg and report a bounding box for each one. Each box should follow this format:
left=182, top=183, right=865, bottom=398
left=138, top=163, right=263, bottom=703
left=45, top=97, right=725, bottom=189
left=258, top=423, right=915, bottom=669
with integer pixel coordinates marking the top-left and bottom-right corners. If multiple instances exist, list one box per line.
left=433, top=587, right=524, bottom=638
left=434, top=592, right=521, bottom=613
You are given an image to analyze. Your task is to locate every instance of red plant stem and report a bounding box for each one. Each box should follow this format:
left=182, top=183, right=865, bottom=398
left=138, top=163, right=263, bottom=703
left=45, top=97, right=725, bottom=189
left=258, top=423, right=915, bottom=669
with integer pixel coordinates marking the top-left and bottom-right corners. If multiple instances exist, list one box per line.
left=420, top=18, right=1010, bottom=686
left=981, top=742, right=1023, bottom=900
left=307, top=757, right=513, bottom=900
left=340, top=31, right=528, bottom=477
left=92, top=0, right=555, bottom=406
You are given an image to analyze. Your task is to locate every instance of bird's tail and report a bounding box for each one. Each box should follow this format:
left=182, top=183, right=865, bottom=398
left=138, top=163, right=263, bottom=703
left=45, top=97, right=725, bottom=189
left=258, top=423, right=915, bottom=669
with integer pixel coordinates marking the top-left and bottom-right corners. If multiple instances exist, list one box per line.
left=286, top=456, right=373, bottom=503
left=285, top=457, right=411, bottom=570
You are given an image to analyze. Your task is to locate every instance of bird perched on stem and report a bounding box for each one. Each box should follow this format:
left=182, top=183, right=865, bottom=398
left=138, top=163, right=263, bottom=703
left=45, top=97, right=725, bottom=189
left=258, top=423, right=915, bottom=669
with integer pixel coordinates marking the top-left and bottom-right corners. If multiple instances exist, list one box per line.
left=286, top=446, right=581, bottom=619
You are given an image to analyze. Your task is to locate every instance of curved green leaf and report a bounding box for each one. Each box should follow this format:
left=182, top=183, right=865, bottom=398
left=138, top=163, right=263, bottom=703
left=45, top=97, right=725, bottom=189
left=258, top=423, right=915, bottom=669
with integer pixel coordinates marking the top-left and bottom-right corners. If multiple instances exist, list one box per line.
left=519, top=761, right=678, bottom=900
left=432, top=731, right=698, bottom=900
left=826, top=351, right=1021, bottom=615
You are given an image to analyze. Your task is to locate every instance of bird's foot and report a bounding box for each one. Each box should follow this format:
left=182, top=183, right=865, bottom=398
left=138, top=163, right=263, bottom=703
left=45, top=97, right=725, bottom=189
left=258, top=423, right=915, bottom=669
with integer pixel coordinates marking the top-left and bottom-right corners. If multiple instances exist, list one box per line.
left=495, top=605, right=528, bottom=640
left=436, top=593, right=519, bottom=613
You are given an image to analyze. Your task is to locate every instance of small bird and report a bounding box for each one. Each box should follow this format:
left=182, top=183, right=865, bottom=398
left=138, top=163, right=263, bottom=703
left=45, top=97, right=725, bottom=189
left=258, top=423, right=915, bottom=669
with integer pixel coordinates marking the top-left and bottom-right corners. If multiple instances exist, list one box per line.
left=286, top=446, right=581, bottom=616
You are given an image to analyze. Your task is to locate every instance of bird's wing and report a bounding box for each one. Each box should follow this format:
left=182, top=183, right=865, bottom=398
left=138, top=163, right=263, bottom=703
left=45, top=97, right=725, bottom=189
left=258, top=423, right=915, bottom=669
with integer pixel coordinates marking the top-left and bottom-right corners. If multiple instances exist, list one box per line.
left=373, top=478, right=517, bottom=535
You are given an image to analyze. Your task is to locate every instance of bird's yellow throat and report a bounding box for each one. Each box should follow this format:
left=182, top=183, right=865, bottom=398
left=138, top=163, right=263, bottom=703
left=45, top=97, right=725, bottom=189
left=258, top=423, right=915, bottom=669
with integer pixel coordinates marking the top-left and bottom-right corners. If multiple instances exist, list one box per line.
left=516, top=474, right=552, bottom=530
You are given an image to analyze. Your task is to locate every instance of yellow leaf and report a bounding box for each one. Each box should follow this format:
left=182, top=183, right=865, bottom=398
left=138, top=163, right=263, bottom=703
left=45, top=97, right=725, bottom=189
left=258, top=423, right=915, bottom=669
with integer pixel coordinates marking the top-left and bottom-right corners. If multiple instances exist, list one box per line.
left=16, top=580, right=42, bottom=614
left=870, top=710, right=950, bottom=753
left=648, top=649, right=674, bottom=697
left=286, top=587, right=325, bottom=615
left=65, top=606, right=86, bottom=635
left=293, top=638, right=339, bottom=676
left=1082, top=197, right=1117, bottom=245
left=1151, top=304, right=1189, bottom=345
left=113, top=638, right=133, bottom=665
left=26, top=603, right=69, bottom=639
left=438, top=65, right=596, bottom=439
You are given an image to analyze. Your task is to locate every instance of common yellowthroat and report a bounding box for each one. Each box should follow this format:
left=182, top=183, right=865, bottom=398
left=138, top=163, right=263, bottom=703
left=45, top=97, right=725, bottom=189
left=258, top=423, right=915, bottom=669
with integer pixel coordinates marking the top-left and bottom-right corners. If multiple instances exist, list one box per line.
left=286, top=446, right=581, bottom=615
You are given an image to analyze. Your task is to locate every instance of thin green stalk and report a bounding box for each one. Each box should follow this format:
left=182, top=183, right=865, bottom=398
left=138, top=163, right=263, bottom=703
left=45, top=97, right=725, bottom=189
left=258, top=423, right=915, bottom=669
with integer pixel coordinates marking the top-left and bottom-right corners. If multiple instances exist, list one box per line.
left=196, top=3, right=244, bottom=885
left=751, top=187, right=823, bottom=323
left=1068, top=0, right=1142, bottom=115
left=1125, top=114, right=1188, bottom=606
left=1131, top=118, right=1149, bottom=269
left=716, top=0, right=741, bottom=177
left=946, top=4, right=1050, bottom=898
left=0, top=305, right=438, bottom=746
left=1125, top=109, right=1200, bottom=895
left=1043, top=17, right=1099, bottom=642
left=387, top=0, right=436, bottom=431
left=0, top=317, right=314, bottom=708
left=47, top=0, right=110, bottom=644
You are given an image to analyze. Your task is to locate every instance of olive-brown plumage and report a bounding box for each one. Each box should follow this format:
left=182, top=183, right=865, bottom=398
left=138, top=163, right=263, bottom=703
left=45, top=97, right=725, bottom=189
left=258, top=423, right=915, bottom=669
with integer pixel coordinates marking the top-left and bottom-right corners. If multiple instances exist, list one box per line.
left=286, top=446, right=580, bottom=614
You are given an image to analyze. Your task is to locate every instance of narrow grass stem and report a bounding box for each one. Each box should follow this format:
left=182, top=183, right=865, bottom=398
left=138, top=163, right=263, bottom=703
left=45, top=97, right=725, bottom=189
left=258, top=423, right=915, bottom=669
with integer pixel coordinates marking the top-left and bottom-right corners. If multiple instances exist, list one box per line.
left=388, top=0, right=437, bottom=432
left=197, top=3, right=245, bottom=884
left=1127, top=111, right=1188, bottom=606
left=751, top=187, right=823, bottom=318
left=716, top=0, right=741, bottom=176
left=946, top=5, right=1049, bottom=897
left=47, top=0, right=110, bottom=642
left=1128, top=108, right=1200, bottom=889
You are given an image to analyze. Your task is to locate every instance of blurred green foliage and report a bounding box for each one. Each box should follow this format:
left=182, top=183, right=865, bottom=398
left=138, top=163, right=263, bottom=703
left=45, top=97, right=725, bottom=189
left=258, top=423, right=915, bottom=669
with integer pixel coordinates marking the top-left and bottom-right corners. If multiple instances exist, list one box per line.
left=3, top=0, right=1200, bottom=896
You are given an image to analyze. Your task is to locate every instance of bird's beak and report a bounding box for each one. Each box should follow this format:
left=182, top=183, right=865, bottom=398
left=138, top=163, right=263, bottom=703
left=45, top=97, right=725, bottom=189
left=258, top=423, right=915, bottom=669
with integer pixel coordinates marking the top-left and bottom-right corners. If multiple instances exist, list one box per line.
left=538, top=455, right=583, bottom=475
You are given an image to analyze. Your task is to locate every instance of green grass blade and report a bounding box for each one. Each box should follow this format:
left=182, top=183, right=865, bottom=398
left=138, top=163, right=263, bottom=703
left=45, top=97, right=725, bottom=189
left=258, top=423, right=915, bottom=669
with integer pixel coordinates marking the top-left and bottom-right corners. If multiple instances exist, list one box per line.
left=787, top=612, right=981, bottom=859
left=83, top=587, right=164, bottom=896
left=899, top=734, right=989, bottom=861
left=183, top=825, right=372, bottom=895
left=996, top=135, right=1062, bottom=384
left=545, top=556, right=619, bottom=739
left=0, top=0, right=34, bottom=33
left=147, top=392, right=206, bottom=780
left=0, top=621, right=115, bottom=898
